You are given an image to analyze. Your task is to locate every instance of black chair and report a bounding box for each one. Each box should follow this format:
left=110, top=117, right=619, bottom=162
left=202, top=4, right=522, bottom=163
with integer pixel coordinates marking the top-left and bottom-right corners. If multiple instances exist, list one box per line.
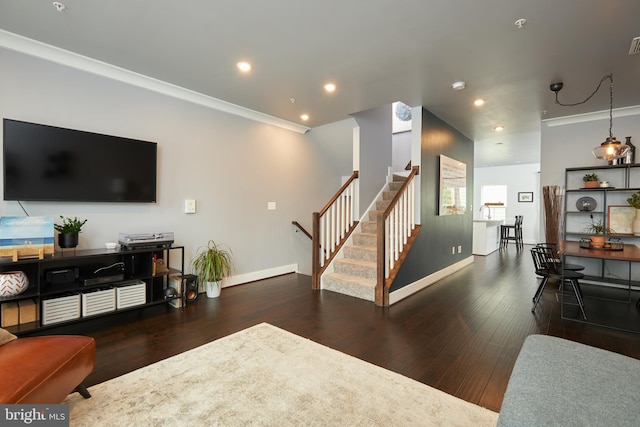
left=535, top=243, right=585, bottom=272
left=500, top=215, right=523, bottom=250
left=530, top=247, right=586, bottom=319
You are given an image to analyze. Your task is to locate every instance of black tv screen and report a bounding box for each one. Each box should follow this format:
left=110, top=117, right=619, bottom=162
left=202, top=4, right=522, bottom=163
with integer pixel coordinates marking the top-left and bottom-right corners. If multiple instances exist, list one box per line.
left=3, top=119, right=157, bottom=202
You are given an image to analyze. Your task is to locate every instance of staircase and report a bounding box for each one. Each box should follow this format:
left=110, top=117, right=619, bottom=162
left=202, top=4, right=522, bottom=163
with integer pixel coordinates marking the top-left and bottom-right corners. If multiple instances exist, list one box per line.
left=322, top=178, right=406, bottom=301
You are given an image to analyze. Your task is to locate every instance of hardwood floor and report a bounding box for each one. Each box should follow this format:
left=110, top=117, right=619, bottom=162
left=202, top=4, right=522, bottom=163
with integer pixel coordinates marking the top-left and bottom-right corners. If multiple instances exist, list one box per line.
left=37, top=245, right=640, bottom=413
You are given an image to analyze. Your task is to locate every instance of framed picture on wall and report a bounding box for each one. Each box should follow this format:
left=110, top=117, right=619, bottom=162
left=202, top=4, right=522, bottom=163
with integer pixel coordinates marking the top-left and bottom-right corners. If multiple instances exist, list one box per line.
left=608, top=206, right=636, bottom=235
left=518, top=192, right=533, bottom=203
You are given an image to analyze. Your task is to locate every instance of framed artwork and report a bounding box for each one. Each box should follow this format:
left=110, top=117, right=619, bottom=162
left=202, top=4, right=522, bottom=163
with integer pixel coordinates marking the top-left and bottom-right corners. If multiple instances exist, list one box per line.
left=0, top=216, right=54, bottom=259
left=439, top=155, right=467, bottom=215
left=518, top=192, right=533, bottom=203
left=607, top=206, right=636, bottom=235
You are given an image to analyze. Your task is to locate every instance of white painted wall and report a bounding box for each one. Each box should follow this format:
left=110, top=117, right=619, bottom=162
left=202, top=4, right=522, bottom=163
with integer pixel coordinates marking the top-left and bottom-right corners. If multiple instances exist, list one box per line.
left=540, top=108, right=640, bottom=242
left=0, top=47, right=354, bottom=281
left=473, top=163, right=540, bottom=244
left=541, top=110, right=640, bottom=187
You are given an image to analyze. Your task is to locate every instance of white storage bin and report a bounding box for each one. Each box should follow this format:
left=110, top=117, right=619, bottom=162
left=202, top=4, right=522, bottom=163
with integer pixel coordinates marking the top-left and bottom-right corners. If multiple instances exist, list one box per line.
left=116, top=280, right=146, bottom=309
left=82, top=287, right=116, bottom=317
left=42, top=293, right=80, bottom=325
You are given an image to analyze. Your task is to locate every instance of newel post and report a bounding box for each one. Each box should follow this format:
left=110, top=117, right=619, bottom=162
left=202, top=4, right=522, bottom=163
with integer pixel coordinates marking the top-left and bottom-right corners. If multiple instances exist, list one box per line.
left=312, top=211, right=320, bottom=290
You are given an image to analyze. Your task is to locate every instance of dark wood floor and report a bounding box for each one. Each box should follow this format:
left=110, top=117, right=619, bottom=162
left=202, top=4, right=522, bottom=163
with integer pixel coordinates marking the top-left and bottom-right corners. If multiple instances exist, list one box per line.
left=37, top=245, right=640, bottom=413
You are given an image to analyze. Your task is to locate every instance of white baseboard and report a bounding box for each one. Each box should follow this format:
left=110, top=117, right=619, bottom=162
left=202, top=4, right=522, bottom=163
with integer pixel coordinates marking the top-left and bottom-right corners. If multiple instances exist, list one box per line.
left=222, top=264, right=298, bottom=288
left=389, top=256, right=474, bottom=305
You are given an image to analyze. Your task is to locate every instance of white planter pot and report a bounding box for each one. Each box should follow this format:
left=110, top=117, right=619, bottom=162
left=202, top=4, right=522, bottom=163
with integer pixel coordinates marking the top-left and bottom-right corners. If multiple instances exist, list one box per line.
left=633, top=209, right=640, bottom=236
left=205, top=281, right=221, bottom=298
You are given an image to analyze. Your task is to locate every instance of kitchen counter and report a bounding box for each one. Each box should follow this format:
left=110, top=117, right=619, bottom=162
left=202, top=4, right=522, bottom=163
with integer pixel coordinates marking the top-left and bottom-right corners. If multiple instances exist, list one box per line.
left=473, top=219, right=503, bottom=255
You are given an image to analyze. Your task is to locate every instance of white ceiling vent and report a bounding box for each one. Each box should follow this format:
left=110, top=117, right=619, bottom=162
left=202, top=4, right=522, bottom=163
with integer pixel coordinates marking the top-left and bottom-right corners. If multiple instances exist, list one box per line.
left=629, top=36, right=640, bottom=55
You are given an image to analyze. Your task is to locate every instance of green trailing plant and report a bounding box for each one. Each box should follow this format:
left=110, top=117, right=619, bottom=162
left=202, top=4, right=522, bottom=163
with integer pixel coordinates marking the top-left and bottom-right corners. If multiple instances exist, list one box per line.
left=192, top=240, right=233, bottom=284
left=582, top=173, right=599, bottom=182
left=54, top=216, right=87, bottom=234
left=627, top=192, right=640, bottom=209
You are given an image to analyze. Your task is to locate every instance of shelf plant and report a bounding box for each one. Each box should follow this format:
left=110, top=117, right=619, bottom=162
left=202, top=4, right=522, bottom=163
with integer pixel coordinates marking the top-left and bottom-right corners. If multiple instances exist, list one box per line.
left=582, top=218, right=612, bottom=248
left=627, top=191, right=640, bottom=236
left=54, top=216, right=87, bottom=249
left=192, top=240, right=232, bottom=298
left=582, top=173, right=599, bottom=188
left=626, top=191, right=640, bottom=209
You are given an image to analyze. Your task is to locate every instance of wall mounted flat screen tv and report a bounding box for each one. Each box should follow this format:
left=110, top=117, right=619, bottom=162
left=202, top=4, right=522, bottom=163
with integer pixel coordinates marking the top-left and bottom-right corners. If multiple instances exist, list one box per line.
left=3, top=119, right=157, bottom=203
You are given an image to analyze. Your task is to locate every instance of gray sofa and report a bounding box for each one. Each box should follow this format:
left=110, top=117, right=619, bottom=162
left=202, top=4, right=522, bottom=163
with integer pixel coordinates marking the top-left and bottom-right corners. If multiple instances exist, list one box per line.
left=498, top=334, right=639, bottom=427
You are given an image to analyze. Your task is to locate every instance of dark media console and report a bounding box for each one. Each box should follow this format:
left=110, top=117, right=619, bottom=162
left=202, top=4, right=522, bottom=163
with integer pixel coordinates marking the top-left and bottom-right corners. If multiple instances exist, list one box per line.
left=0, top=245, right=185, bottom=335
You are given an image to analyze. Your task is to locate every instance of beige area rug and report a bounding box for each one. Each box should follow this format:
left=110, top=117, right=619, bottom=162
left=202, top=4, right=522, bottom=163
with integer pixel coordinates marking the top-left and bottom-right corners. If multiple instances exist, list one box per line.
left=65, top=323, right=498, bottom=426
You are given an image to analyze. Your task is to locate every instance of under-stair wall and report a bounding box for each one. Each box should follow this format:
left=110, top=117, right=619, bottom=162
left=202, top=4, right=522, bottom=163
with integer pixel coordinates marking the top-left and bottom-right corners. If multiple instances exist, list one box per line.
left=389, top=108, right=474, bottom=302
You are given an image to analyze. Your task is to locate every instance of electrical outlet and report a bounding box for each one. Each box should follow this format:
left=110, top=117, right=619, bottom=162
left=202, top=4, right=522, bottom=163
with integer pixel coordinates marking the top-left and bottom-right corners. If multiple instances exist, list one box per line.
left=458, top=245, right=462, bottom=253
left=268, top=202, right=277, bottom=210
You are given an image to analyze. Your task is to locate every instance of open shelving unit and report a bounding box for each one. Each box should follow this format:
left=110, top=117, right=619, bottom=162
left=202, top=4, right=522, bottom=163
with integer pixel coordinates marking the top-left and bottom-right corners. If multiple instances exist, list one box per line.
left=0, top=245, right=184, bottom=335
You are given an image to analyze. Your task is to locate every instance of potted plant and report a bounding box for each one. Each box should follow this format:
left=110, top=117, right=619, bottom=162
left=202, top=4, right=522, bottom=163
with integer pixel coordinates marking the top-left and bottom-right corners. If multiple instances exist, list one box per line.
left=583, top=173, right=599, bottom=188
left=583, top=218, right=612, bottom=248
left=627, top=191, right=640, bottom=236
left=54, top=216, right=87, bottom=249
left=192, top=240, right=232, bottom=298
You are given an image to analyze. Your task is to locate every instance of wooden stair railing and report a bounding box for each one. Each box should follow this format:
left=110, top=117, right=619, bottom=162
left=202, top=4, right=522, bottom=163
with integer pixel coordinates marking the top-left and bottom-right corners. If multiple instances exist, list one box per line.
left=376, top=166, right=421, bottom=306
left=291, top=221, right=312, bottom=240
left=312, top=171, right=359, bottom=290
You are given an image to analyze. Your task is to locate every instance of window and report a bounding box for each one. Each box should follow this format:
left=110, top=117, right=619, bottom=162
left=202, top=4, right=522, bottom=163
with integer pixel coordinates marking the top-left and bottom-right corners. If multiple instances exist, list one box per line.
left=480, top=185, right=507, bottom=220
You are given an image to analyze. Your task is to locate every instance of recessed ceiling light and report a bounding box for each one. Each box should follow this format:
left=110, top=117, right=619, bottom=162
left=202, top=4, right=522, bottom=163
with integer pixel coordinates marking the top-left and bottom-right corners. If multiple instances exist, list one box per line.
left=474, top=98, right=485, bottom=107
left=300, top=114, right=310, bottom=121
left=324, top=83, right=336, bottom=93
left=494, top=125, right=505, bottom=132
left=236, top=62, right=252, bottom=73
left=451, top=81, right=466, bottom=90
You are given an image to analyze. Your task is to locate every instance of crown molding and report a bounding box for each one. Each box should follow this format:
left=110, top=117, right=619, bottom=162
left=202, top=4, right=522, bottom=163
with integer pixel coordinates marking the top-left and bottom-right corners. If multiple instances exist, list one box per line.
left=0, top=30, right=310, bottom=134
left=543, top=105, right=640, bottom=127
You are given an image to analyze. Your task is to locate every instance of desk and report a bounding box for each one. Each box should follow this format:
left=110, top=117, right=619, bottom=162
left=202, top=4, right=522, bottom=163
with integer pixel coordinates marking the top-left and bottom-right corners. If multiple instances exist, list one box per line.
left=559, top=240, right=640, bottom=332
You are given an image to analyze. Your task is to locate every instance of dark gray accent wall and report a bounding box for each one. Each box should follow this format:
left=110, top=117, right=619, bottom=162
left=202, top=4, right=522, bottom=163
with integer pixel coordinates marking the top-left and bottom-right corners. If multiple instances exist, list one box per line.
left=391, top=108, right=474, bottom=291
left=352, top=105, right=392, bottom=217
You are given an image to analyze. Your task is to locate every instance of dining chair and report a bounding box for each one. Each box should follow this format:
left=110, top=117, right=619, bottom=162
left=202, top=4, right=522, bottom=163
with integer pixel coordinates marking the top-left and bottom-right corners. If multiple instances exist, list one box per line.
left=530, top=247, right=586, bottom=319
left=535, top=243, right=585, bottom=272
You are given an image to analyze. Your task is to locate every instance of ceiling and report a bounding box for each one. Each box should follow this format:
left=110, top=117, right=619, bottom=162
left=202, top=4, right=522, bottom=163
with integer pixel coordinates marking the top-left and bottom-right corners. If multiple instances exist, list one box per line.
left=1, top=0, right=639, bottom=167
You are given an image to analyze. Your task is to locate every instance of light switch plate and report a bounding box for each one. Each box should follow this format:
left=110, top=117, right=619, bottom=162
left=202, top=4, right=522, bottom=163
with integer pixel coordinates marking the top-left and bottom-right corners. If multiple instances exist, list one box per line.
left=185, top=199, right=196, bottom=214
left=267, top=202, right=276, bottom=210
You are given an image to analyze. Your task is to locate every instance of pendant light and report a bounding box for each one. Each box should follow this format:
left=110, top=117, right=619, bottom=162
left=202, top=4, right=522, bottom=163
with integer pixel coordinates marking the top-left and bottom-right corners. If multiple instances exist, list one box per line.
left=550, top=74, right=629, bottom=163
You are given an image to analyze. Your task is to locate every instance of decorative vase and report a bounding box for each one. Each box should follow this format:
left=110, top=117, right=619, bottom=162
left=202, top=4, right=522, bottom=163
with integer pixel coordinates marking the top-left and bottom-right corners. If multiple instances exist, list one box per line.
left=590, top=235, right=605, bottom=248
left=0, top=271, right=29, bottom=297
left=58, top=233, right=79, bottom=248
left=205, top=281, right=221, bottom=298
left=633, top=209, right=640, bottom=236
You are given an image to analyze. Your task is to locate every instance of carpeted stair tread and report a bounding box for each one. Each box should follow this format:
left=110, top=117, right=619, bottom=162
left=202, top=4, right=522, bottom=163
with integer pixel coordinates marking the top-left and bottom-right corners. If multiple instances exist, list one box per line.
left=389, top=181, right=404, bottom=191
left=323, top=273, right=376, bottom=301
left=334, top=258, right=377, bottom=279
left=360, top=220, right=378, bottom=234
left=324, top=272, right=376, bottom=286
left=353, top=232, right=377, bottom=247
left=383, top=190, right=399, bottom=200
left=344, top=245, right=377, bottom=262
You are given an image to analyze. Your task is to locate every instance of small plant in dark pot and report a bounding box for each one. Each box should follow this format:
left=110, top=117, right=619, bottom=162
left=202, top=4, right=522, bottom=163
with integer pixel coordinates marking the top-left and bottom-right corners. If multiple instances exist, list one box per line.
left=54, top=216, right=87, bottom=249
